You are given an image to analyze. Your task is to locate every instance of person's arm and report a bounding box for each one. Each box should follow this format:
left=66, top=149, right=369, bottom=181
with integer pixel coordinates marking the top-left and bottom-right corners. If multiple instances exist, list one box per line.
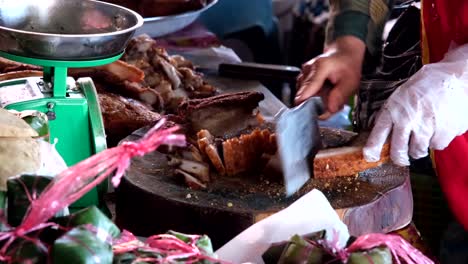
left=295, top=0, right=394, bottom=114
left=326, top=0, right=394, bottom=56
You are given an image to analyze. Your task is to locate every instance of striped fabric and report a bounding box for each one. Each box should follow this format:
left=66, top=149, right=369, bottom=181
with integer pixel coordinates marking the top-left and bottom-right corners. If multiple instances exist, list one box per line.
left=326, top=0, right=394, bottom=55
left=352, top=6, right=422, bottom=131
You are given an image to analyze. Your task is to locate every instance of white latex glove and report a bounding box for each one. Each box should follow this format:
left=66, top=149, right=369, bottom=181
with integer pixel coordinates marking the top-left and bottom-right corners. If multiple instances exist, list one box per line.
left=363, top=44, right=468, bottom=166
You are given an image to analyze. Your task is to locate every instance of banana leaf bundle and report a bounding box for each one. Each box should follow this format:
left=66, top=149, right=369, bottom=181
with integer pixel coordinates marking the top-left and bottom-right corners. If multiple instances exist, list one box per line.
left=0, top=119, right=228, bottom=263
left=7, top=175, right=68, bottom=227
left=19, top=111, right=49, bottom=141
left=8, top=110, right=50, bottom=141
left=262, top=230, right=432, bottom=264
left=1, top=175, right=119, bottom=264
left=112, top=230, right=220, bottom=264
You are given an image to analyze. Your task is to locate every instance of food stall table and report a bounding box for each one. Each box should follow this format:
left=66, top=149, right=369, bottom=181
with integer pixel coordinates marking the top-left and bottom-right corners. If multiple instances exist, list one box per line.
left=115, top=24, right=413, bottom=249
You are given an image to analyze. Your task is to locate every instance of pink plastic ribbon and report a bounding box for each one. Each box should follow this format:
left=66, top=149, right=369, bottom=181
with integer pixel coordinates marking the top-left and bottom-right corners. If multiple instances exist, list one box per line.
left=16, top=118, right=185, bottom=234
left=347, top=233, right=434, bottom=264
left=112, top=230, right=231, bottom=264
left=311, top=231, right=434, bottom=264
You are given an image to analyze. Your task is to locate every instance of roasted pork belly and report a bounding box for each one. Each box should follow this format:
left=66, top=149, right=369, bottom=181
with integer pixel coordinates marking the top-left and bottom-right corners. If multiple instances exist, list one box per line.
left=178, top=91, right=265, bottom=137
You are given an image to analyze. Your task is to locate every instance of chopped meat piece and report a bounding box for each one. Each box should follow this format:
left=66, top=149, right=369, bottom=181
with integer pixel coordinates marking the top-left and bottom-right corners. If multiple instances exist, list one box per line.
left=121, top=34, right=217, bottom=111
left=197, top=130, right=225, bottom=175
left=99, top=60, right=145, bottom=83
left=168, top=155, right=210, bottom=183
left=69, top=60, right=144, bottom=84
left=97, top=89, right=161, bottom=146
left=179, top=67, right=204, bottom=91
left=153, top=56, right=181, bottom=89
left=181, top=145, right=204, bottom=163
left=188, top=84, right=217, bottom=99
left=175, top=169, right=207, bottom=190
left=170, top=55, right=194, bottom=69
left=110, top=81, right=163, bottom=110
left=178, top=91, right=265, bottom=137
left=179, top=91, right=264, bottom=112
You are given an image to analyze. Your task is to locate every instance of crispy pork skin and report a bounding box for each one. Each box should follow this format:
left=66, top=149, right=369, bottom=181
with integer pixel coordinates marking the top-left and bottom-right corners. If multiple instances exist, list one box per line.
left=313, top=142, right=391, bottom=179
left=222, top=129, right=276, bottom=176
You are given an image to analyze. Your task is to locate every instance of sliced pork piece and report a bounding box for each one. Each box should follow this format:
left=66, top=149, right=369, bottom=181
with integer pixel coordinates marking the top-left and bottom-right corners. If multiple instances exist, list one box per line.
left=178, top=67, right=203, bottom=90
left=109, top=81, right=163, bottom=110
left=178, top=91, right=265, bottom=137
left=197, top=130, right=225, bottom=175
left=121, top=34, right=218, bottom=111
left=175, top=169, right=207, bottom=190
left=168, top=155, right=210, bottom=183
left=97, top=89, right=161, bottom=146
left=181, top=144, right=204, bottom=163
left=69, top=60, right=144, bottom=84
left=153, top=56, right=182, bottom=89
left=170, top=55, right=194, bottom=69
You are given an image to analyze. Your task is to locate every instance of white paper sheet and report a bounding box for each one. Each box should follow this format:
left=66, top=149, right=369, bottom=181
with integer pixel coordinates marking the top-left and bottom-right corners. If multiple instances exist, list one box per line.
left=215, top=189, right=350, bottom=264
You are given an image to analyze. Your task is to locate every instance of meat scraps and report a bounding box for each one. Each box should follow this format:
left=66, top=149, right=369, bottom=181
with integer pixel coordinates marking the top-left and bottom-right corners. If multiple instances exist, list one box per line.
left=169, top=91, right=278, bottom=186
left=121, top=34, right=216, bottom=111
left=0, top=35, right=218, bottom=146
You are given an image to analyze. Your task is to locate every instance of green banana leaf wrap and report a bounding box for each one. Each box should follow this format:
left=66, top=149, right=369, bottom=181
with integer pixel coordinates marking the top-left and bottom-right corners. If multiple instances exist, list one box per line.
left=8, top=110, right=50, bottom=141
left=112, top=230, right=222, bottom=264
left=0, top=119, right=228, bottom=263
left=20, top=112, right=49, bottom=141
left=52, top=226, right=113, bottom=264
left=263, top=230, right=433, bottom=264
left=0, top=192, right=6, bottom=232
left=7, top=175, right=67, bottom=227
left=54, top=206, right=120, bottom=239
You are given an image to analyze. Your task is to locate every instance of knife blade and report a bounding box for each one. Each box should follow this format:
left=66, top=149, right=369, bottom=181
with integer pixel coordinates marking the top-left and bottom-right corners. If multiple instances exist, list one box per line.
left=276, top=96, right=325, bottom=196
left=206, top=62, right=335, bottom=195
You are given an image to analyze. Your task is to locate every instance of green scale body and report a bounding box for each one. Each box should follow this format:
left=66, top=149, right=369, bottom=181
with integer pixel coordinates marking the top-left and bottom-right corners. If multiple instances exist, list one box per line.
left=0, top=51, right=122, bottom=213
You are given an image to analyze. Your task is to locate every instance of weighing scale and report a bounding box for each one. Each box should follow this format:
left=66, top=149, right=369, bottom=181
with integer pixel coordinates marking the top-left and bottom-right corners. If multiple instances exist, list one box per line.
left=0, top=0, right=143, bottom=211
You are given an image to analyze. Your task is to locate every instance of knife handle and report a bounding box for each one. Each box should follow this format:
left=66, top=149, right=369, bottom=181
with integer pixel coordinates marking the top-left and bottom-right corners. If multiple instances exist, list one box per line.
left=218, top=62, right=301, bottom=83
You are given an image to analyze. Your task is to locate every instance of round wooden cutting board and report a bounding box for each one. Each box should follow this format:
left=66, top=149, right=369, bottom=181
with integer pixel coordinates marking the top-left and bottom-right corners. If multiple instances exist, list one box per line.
left=115, top=129, right=412, bottom=249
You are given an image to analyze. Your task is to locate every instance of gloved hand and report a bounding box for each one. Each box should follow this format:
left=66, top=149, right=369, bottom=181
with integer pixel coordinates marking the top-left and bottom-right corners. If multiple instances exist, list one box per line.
left=363, top=44, right=468, bottom=166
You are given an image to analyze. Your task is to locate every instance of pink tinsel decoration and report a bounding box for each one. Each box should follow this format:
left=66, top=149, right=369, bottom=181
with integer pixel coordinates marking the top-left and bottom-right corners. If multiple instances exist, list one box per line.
left=17, top=118, right=185, bottom=234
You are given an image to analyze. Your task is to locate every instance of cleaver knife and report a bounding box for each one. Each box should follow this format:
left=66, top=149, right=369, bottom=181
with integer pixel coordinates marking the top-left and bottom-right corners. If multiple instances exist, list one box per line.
left=216, top=62, right=331, bottom=196
left=275, top=96, right=326, bottom=197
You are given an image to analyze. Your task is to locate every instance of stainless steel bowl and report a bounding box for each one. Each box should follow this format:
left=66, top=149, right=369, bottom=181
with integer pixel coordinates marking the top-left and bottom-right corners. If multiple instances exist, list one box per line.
left=0, top=0, right=144, bottom=60
left=135, top=0, right=218, bottom=38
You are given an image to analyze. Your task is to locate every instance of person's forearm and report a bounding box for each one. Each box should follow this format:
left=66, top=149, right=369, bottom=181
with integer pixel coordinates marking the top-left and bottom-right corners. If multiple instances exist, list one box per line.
left=324, top=36, right=366, bottom=64
left=326, top=0, right=394, bottom=55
